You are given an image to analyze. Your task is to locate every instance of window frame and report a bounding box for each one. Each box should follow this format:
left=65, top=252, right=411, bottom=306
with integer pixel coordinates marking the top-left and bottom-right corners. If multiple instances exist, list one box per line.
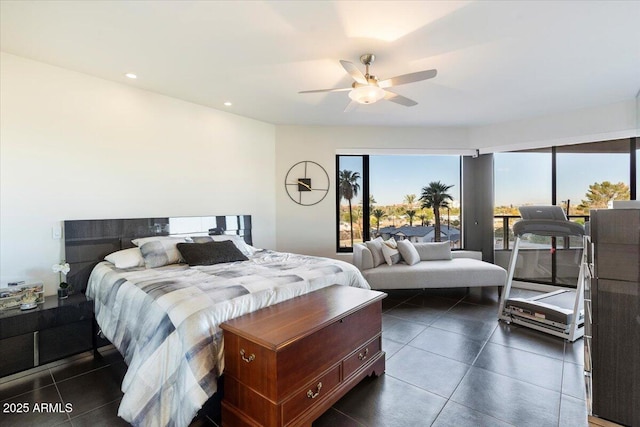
left=336, top=155, right=370, bottom=253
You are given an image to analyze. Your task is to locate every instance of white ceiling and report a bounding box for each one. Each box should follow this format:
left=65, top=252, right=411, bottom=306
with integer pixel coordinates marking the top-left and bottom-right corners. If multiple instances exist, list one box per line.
left=1, top=1, right=639, bottom=127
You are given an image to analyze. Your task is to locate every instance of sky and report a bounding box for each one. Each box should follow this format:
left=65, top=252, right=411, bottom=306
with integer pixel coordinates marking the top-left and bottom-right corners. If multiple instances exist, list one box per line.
left=339, top=151, right=636, bottom=207
left=495, top=152, right=631, bottom=206
left=340, top=155, right=461, bottom=206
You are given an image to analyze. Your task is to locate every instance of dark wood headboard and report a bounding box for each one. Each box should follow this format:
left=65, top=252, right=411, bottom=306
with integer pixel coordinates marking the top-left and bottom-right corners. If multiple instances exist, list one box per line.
left=64, top=215, right=252, bottom=292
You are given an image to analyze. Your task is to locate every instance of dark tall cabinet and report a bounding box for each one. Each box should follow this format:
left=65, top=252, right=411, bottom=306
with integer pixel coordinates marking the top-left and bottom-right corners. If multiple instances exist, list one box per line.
left=588, top=208, right=640, bottom=427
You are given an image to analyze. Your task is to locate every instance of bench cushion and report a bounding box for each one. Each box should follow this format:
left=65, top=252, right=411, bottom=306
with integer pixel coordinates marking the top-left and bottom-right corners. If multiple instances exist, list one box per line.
left=361, top=258, right=507, bottom=290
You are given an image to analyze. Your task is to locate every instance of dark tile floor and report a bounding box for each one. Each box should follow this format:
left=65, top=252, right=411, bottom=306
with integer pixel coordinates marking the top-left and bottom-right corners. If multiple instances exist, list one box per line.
left=0, top=287, right=587, bottom=427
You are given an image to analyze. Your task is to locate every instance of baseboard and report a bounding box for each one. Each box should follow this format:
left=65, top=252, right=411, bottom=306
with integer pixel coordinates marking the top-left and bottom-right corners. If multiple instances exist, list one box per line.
left=588, top=415, right=624, bottom=427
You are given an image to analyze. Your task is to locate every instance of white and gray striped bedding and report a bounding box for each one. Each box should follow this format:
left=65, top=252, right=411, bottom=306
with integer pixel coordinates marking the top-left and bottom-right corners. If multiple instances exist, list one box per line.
left=86, top=249, right=370, bottom=427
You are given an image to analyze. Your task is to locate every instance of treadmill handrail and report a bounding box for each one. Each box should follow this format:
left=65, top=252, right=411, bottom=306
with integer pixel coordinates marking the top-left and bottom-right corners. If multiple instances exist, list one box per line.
left=512, top=219, right=585, bottom=238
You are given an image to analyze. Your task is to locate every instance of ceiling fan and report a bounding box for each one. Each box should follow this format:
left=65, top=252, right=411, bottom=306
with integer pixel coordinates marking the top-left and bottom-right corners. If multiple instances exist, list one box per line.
left=299, top=53, right=437, bottom=111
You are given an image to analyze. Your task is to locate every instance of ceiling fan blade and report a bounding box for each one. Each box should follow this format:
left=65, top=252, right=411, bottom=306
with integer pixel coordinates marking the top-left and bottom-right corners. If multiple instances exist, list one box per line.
left=340, top=60, right=367, bottom=84
left=344, top=100, right=358, bottom=112
left=298, top=87, right=352, bottom=94
left=384, top=90, right=418, bottom=107
left=379, top=69, right=437, bottom=88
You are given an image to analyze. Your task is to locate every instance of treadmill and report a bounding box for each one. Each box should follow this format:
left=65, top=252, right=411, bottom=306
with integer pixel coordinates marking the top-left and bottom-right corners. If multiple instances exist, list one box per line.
left=498, top=206, right=590, bottom=342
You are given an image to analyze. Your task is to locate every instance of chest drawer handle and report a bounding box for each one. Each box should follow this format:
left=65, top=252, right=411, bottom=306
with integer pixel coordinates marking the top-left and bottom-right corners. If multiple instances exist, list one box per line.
left=306, top=382, right=323, bottom=399
left=240, top=349, right=255, bottom=363
left=358, top=348, right=369, bottom=361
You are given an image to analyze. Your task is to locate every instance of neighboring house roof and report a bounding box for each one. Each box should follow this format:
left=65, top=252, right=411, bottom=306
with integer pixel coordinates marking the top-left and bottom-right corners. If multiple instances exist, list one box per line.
left=378, top=225, right=461, bottom=240
left=442, top=226, right=461, bottom=240
left=394, top=226, right=432, bottom=237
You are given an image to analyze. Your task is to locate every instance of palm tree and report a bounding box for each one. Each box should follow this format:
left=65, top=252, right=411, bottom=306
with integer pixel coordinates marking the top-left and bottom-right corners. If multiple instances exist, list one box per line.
left=387, top=205, right=402, bottom=227
left=419, top=181, right=454, bottom=242
left=403, top=194, right=417, bottom=208
left=352, top=205, right=363, bottom=240
left=339, top=170, right=361, bottom=247
left=369, top=194, right=377, bottom=212
left=405, top=209, right=416, bottom=226
left=372, top=208, right=386, bottom=235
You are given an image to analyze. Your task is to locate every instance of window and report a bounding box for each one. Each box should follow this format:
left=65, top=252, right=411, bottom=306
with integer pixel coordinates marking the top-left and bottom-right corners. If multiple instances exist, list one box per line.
left=494, top=149, right=553, bottom=283
left=556, top=140, right=630, bottom=213
left=494, top=138, right=637, bottom=287
left=494, top=150, right=552, bottom=250
left=336, top=154, right=462, bottom=251
left=494, top=149, right=553, bottom=209
left=336, top=156, right=365, bottom=251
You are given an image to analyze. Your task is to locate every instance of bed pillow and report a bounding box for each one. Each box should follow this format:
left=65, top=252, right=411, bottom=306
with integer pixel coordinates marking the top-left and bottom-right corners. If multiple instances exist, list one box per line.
left=131, top=236, right=187, bottom=247
left=381, top=238, right=401, bottom=266
left=139, top=240, right=184, bottom=268
left=211, top=235, right=256, bottom=256
left=365, top=237, right=385, bottom=267
left=190, top=235, right=256, bottom=256
left=189, top=236, right=215, bottom=243
left=177, top=240, right=249, bottom=266
left=104, top=248, right=145, bottom=269
left=414, top=242, right=452, bottom=261
left=396, top=240, right=420, bottom=266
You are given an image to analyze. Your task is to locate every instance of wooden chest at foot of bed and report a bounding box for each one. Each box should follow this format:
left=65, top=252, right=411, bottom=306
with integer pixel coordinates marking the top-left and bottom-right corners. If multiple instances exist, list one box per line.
left=220, top=285, right=386, bottom=427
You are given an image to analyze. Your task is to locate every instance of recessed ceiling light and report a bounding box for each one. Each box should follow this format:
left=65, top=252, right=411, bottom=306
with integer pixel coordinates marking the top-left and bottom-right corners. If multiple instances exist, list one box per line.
left=223, top=102, right=232, bottom=106
left=125, top=73, right=137, bottom=79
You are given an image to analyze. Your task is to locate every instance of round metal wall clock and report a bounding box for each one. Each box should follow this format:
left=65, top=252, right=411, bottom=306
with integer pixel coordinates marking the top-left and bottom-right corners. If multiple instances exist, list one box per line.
left=284, top=161, right=330, bottom=206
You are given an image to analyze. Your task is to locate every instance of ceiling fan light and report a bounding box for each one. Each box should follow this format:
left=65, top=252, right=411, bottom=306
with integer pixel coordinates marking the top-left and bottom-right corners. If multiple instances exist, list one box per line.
left=348, top=85, right=385, bottom=104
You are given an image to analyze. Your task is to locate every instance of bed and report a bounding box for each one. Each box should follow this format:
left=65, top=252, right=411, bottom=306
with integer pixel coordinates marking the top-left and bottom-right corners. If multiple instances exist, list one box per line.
left=64, top=216, right=370, bottom=427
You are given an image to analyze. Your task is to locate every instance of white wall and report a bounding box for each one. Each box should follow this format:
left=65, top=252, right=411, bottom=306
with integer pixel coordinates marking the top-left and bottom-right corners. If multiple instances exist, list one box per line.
left=471, top=99, right=638, bottom=153
left=0, top=53, right=276, bottom=295
left=274, top=125, right=469, bottom=261
left=636, top=90, right=640, bottom=131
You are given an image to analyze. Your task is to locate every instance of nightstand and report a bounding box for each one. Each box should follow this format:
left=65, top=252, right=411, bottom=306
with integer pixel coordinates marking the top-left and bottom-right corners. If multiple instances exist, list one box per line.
left=0, top=293, right=104, bottom=377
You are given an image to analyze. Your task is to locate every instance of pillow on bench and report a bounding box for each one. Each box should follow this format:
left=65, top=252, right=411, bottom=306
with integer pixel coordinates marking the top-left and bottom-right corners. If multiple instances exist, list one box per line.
left=414, top=241, right=452, bottom=261
left=397, top=240, right=420, bottom=265
left=380, top=238, right=401, bottom=265
left=365, top=237, right=385, bottom=267
left=396, top=241, right=452, bottom=265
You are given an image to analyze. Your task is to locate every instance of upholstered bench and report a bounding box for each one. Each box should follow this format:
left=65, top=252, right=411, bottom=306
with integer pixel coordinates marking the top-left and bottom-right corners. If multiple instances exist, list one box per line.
left=353, top=240, right=507, bottom=291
